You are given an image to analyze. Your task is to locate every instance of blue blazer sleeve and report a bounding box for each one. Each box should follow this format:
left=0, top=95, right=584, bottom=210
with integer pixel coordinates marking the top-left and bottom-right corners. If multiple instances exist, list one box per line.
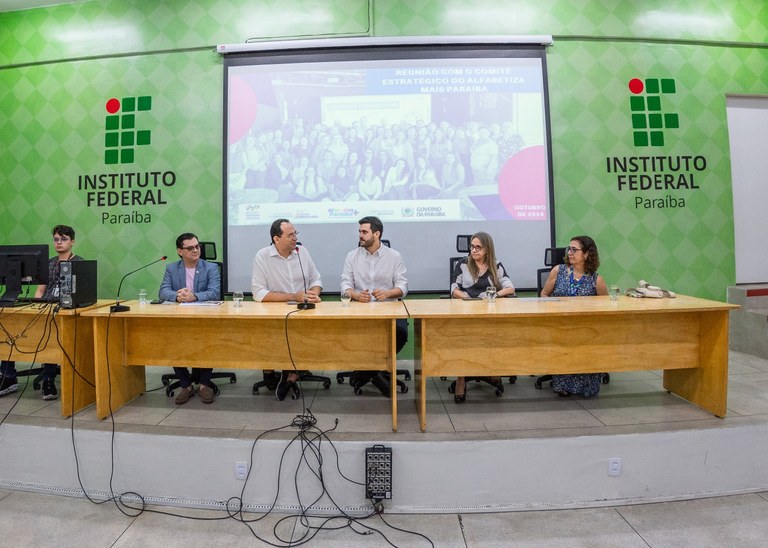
left=158, top=262, right=179, bottom=301
left=193, top=260, right=221, bottom=302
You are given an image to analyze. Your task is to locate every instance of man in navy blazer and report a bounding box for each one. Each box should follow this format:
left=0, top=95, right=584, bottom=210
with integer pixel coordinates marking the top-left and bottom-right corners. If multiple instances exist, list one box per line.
left=158, top=232, right=221, bottom=404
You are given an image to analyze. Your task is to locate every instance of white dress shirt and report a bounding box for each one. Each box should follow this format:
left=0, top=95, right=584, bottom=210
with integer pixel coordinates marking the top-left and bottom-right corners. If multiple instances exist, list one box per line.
left=251, top=244, right=322, bottom=302
left=340, top=244, right=408, bottom=301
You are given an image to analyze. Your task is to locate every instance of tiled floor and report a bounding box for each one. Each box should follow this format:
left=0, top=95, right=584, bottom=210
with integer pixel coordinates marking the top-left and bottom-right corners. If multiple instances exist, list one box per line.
left=1, top=487, right=768, bottom=546
left=1, top=349, right=768, bottom=546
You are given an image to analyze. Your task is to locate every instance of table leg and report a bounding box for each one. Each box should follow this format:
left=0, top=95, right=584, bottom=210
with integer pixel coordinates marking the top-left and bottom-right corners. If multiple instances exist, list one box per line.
left=663, top=311, right=729, bottom=417
left=93, top=316, right=146, bottom=419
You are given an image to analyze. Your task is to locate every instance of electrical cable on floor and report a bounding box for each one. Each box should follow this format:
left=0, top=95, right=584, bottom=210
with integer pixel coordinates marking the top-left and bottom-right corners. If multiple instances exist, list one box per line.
left=65, top=302, right=434, bottom=546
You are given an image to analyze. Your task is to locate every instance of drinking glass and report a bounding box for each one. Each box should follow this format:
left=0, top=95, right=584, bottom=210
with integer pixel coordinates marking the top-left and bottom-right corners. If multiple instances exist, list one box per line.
left=137, top=288, right=147, bottom=305
left=486, top=285, right=497, bottom=303
left=609, top=285, right=620, bottom=301
left=340, top=290, right=352, bottom=307
left=233, top=291, right=244, bottom=307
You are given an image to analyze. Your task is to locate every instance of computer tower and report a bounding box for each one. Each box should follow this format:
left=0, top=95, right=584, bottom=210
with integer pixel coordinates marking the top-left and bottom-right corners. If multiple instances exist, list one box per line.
left=59, top=260, right=97, bottom=309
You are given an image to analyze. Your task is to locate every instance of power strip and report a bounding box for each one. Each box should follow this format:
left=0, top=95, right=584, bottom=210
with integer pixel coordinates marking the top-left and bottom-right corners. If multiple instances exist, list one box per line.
left=365, top=445, right=392, bottom=501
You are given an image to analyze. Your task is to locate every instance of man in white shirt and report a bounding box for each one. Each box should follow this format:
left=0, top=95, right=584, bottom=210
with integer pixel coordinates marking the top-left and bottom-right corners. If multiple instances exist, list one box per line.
left=340, top=216, right=408, bottom=397
left=251, top=218, right=322, bottom=400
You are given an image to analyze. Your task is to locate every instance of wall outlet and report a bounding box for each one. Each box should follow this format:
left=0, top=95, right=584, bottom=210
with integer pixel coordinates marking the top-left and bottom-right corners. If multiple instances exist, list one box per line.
left=608, top=457, right=622, bottom=476
left=235, top=461, right=248, bottom=480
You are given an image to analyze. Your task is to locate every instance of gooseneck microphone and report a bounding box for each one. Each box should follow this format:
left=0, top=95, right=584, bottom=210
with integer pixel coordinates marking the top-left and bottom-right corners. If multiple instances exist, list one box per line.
left=110, top=256, right=167, bottom=313
left=294, top=246, right=315, bottom=310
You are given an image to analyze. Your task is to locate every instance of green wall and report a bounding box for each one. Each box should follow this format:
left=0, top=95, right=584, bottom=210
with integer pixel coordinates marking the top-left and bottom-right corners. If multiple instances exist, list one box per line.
left=1, top=0, right=766, bottom=300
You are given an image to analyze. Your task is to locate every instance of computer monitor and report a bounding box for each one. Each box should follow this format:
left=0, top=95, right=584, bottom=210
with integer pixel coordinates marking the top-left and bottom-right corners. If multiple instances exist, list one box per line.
left=0, top=244, right=49, bottom=306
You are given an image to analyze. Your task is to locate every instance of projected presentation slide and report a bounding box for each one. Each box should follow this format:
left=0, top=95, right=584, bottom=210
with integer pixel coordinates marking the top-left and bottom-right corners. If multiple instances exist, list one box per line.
left=224, top=49, right=553, bottom=293
left=227, top=57, right=548, bottom=225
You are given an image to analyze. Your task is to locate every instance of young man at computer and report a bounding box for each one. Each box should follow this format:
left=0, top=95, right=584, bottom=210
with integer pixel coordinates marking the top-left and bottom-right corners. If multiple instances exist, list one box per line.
left=0, top=224, right=82, bottom=400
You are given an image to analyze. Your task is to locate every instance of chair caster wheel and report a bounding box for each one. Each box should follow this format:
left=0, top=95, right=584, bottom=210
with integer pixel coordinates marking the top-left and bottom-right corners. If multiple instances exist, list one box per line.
left=323, top=381, right=331, bottom=389
left=448, top=381, right=456, bottom=394
left=400, top=384, right=409, bottom=394
left=508, top=376, right=517, bottom=384
left=353, top=386, right=363, bottom=396
left=534, top=380, right=543, bottom=389
left=495, top=389, right=503, bottom=397
left=336, top=373, right=345, bottom=384
left=229, top=375, right=237, bottom=384
left=404, top=371, right=412, bottom=380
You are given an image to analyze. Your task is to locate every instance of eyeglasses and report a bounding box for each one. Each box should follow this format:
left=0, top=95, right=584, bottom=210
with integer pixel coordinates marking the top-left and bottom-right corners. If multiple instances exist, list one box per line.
left=181, top=245, right=200, bottom=252
left=469, top=245, right=484, bottom=252
left=283, top=231, right=299, bottom=239
left=52, top=237, right=70, bottom=243
left=566, top=246, right=584, bottom=254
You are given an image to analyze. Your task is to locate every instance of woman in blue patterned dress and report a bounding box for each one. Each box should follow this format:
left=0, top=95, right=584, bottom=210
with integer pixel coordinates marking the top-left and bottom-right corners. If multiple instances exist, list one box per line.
left=541, top=235, right=608, bottom=397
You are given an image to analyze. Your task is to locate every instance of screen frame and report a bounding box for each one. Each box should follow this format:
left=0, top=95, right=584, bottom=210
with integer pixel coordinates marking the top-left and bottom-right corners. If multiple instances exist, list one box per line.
left=222, top=40, right=557, bottom=295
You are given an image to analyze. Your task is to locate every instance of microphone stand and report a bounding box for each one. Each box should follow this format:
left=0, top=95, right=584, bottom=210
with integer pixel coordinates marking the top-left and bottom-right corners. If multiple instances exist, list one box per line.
left=294, top=247, right=315, bottom=310
left=110, top=256, right=167, bottom=312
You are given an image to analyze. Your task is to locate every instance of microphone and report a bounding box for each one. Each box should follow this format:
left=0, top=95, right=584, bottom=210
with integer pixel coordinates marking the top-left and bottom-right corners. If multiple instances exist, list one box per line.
left=110, top=256, right=167, bottom=312
left=294, top=246, right=315, bottom=310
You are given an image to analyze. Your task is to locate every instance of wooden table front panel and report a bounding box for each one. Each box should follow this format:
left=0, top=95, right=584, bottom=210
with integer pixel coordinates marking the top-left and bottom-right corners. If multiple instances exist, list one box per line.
left=124, top=317, right=394, bottom=371
left=418, top=312, right=701, bottom=377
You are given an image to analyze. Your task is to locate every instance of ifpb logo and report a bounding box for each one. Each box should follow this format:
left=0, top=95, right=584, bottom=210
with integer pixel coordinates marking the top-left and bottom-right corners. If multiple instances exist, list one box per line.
left=628, top=78, right=679, bottom=147
left=104, top=96, right=152, bottom=164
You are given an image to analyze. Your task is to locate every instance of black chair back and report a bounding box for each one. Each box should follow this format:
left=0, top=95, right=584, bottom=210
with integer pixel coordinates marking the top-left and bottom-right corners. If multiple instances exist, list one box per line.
left=456, top=235, right=471, bottom=253
left=199, top=241, right=217, bottom=261
left=544, top=247, right=567, bottom=267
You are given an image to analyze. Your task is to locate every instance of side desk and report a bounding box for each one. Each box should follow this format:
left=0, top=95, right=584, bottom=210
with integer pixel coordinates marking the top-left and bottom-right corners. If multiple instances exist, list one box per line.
left=83, top=300, right=407, bottom=430
left=407, top=295, right=739, bottom=432
left=0, top=300, right=109, bottom=417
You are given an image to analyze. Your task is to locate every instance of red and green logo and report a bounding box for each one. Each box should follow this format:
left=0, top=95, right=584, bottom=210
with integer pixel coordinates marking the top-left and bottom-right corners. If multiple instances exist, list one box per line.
left=104, top=96, right=152, bottom=164
left=628, top=78, right=678, bottom=147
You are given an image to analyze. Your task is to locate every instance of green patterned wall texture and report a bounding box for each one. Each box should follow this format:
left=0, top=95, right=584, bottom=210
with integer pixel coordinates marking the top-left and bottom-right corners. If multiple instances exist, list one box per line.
left=373, top=0, right=768, bottom=44
left=547, top=41, right=767, bottom=300
left=0, top=0, right=372, bottom=66
left=2, top=0, right=766, bottom=67
left=1, top=0, right=767, bottom=299
left=1, top=51, right=223, bottom=298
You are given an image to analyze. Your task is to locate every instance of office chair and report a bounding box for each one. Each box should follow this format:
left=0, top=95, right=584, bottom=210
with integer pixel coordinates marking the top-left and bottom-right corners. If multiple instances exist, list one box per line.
left=334, top=238, right=411, bottom=395
left=533, top=246, right=609, bottom=390
left=161, top=241, right=237, bottom=397
left=448, top=234, right=471, bottom=287
left=12, top=364, right=59, bottom=392
left=252, top=370, right=332, bottom=398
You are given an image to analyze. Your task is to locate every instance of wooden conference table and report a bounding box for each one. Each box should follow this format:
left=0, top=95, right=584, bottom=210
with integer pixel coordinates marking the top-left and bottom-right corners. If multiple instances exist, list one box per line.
left=407, top=295, right=739, bottom=431
left=83, top=300, right=406, bottom=429
left=0, top=300, right=108, bottom=416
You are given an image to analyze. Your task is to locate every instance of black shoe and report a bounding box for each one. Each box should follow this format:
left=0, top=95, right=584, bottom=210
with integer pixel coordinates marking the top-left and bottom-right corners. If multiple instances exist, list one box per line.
left=41, top=379, right=58, bottom=401
left=263, top=371, right=279, bottom=391
left=453, top=380, right=466, bottom=404
left=370, top=372, right=391, bottom=398
left=275, top=371, right=294, bottom=401
left=0, top=375, right=19, bottom=397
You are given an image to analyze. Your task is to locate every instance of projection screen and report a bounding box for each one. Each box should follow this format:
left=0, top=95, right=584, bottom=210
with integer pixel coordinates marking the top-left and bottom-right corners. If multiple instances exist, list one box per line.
left=222, top=38, right=555, bottom=294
